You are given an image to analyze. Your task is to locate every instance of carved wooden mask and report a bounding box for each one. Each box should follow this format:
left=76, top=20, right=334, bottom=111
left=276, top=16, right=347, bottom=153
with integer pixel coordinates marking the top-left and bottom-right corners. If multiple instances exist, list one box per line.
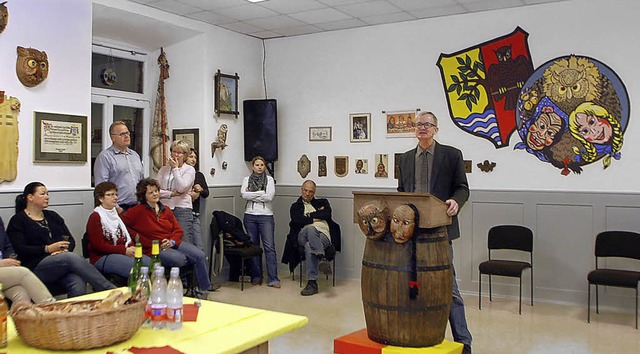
left=16, top=46, right=49, bottom=87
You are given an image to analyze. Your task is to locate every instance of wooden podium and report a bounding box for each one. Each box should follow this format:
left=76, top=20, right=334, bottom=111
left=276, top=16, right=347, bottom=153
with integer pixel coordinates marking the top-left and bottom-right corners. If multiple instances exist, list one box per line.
left=352, top=191, right=451, bottom=228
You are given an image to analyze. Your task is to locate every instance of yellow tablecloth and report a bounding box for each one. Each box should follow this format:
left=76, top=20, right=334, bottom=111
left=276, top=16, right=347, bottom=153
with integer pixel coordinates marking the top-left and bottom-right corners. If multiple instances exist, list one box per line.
left=6, top=289, right=308, bottom=353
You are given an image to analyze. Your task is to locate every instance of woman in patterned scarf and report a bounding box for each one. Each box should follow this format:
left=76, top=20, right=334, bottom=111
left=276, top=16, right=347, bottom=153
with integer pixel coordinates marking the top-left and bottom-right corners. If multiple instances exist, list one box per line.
left=241, top=156, right=280, bottom=288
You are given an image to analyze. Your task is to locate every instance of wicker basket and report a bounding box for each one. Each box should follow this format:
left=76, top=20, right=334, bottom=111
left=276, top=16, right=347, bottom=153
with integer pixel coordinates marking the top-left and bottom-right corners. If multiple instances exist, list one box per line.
left=11, top=299, right=145, bottom=350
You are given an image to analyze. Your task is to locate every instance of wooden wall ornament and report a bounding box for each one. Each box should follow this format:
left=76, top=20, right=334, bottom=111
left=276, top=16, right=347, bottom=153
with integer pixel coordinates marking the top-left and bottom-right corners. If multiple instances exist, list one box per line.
left=16, top=46, right=48, bottom=87
left=334, top=156, right=348, bottom=177
left=210, top=124, right=228, bottom=157
left=318, top=156, right=327, bottom=177
left=297, top=154, right=310, bottom=178
left=0, top=2, right=8, bottom=35
left=477, top=160, right=496, bottom=172
left=356, top=200, right=389, bottom=240
left=0, top=91, right=20, bottom=183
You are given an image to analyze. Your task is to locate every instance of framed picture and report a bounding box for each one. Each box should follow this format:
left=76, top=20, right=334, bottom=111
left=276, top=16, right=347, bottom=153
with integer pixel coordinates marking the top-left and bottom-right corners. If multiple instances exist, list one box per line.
left=350, top=113, right=371, bottom=142
left=309, top=126, right=332, bottom=141
left=34, top=112, right=87, bottom=163
left=355, top=158, right=368, bottom=174
left=214, top=70, right=239, bottom=117
left=172, top=128, right=199, bottom=169
left=373, top=154, right=389, bottom=178
left=386, top=110, right=417, bottom=138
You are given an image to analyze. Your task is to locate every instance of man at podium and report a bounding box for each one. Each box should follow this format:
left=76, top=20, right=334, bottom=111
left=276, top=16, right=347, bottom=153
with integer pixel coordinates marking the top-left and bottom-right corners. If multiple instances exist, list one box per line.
left=397, top=111, right=472, bottom=354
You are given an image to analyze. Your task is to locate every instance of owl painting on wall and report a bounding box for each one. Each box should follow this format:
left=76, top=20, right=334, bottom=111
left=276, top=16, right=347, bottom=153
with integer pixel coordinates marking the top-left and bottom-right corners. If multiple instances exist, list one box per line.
left=16, top=46, right=49, bottom=87
left=515, top=55, right=629, bottom=174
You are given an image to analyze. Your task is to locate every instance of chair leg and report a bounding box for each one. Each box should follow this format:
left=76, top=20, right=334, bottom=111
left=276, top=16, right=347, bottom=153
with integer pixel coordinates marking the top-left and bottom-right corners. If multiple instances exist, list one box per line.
left=587, top=283, right=591, bottom=323
left=489, top=275, right=493, bottom=302
left=478, top=272, right=482, bottom=310
left=299, top=260, right=303, bottom=287
left=519, top=276, right=522, bottom=315
left=636, top=287, right=638, bottom=330
left=595, top=284, right=599, bottom=314
left=332, top=258, right=336, bottom=287
left=239, top=258, right=245, bottom=291
left=530, top=268, right=534, bottom=306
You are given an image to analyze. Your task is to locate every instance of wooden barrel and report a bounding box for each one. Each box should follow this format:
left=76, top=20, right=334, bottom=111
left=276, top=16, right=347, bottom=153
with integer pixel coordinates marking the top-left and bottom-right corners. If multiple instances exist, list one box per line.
left=361, top=226, right=452, bottom=347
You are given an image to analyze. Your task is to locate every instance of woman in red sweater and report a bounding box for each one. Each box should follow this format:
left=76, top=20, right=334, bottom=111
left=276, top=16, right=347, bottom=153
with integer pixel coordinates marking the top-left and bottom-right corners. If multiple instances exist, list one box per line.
left=121, top=178, right=213, bottom=298
left=86, top=182, right=150, bottom=280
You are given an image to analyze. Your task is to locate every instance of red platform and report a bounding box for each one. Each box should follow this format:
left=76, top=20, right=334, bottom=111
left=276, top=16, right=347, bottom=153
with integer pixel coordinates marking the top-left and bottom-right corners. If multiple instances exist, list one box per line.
left=334, top=329, right=463, bottom=354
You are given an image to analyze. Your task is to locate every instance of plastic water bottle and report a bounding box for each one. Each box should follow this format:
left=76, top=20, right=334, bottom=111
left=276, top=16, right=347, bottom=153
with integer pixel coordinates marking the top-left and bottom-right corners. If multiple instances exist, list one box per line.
left=136, top=267, right=152, bottom=327
left=150, top=266, right=167, bottom=330
left=166, top=267, right=183, bottom=330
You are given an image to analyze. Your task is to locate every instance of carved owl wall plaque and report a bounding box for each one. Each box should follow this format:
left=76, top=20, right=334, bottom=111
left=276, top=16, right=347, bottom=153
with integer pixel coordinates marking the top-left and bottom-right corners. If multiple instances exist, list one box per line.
left=16, top=46, right=49, bottom=87
left=0, top=2, right=8, bottom=34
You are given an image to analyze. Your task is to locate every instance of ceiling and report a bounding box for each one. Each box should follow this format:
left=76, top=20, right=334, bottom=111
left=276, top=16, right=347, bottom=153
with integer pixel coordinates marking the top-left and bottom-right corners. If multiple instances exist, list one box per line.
left=93, top=0, right=566, bottom=51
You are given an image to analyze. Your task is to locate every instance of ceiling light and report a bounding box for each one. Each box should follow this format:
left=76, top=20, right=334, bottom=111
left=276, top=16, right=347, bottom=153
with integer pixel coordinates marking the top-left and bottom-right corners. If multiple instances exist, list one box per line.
left=246, top=0, right=267, bottom=3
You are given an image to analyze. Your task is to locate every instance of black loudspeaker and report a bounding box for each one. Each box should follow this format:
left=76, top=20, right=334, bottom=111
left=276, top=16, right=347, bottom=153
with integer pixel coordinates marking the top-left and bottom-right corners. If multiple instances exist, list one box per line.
left=243, top=99, right=278, bottom=162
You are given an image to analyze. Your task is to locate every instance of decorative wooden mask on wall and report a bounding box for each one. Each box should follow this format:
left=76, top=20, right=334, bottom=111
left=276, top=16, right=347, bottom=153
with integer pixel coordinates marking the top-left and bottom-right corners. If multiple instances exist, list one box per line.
left=318, top=156, right=327, bottom=177
left=0, top=2, right=8, bottom=34
left=16, top=46, right=49, bottom=87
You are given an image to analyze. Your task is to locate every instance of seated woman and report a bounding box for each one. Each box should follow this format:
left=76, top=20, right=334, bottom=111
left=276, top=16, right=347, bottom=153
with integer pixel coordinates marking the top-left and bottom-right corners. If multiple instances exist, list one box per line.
left=0, top=216, right=55, bottom=306
left=86, top=182, right=150, bottom=280
left=6, top=182, right=115, bottom=298
left=121, top=178, right=214, bottom=298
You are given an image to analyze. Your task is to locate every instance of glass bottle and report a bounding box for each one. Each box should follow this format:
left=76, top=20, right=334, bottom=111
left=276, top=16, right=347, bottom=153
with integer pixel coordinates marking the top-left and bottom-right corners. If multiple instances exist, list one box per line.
left=128, top=242, right=143, bottom=293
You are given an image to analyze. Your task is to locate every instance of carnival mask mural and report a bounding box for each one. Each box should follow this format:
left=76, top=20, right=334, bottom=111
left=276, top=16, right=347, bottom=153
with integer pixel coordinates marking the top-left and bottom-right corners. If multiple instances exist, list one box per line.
left=357, top=200, right=389, bottom=240
left=16, top=46, right=49, bottom=87
left=390, top=204, right=417, bottom=244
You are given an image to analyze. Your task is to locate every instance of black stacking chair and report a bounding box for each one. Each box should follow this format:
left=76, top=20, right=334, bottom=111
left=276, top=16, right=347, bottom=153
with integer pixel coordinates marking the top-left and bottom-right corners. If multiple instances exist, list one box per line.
left=209, top=212, right=262, bottom=291
left=478, top=225, right=533, bottom=314
left=587, top=231, right=640, bottom=329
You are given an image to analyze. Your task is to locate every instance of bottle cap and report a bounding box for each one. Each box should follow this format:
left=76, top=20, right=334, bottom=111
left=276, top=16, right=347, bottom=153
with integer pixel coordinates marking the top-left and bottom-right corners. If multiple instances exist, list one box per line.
left=141, top=266, right=149, bottom=274
left=170, top=267, right=180, bottom=276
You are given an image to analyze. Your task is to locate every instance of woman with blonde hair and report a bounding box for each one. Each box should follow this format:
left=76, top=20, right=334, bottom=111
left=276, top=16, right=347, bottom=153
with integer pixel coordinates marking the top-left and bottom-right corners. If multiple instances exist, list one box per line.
left=157, top=140, right=197, bottom=245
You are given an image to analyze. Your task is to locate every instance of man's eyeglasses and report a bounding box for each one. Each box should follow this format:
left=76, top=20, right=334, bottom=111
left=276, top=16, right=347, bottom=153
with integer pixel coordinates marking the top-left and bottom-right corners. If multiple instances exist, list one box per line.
left=416, top=122, right=437, bottom=129
left=111, top=131, right=131, bottom=137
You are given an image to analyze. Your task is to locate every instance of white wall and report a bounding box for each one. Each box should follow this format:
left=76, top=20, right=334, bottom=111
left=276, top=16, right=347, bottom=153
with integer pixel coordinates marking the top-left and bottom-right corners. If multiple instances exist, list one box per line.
left=0, top=0, right=92, bottom=192
left=265, top=0, right=640, bottom=192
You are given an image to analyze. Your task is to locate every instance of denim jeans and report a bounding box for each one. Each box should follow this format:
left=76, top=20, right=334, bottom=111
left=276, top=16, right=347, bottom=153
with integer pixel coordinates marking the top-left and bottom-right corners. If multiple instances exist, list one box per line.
left=34, top=252, right=115, bottom=297
left=94, top=253, right=151, bottom=280
left=244, top=214, right=280, bottom=286
left=298, top=225, right=331, bottom=281
left=172, top=207, right=196, bottom=246
left=159, top=242, right=211, bottom=291
left=187, top=213, right=205, bottom=251
left=449, top=242, right=472, bottom=346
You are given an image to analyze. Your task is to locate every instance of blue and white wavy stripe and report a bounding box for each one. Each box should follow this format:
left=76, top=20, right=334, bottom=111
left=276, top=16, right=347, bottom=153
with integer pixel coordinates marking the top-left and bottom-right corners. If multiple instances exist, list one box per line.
left=455, top=111, right=500, bottom=143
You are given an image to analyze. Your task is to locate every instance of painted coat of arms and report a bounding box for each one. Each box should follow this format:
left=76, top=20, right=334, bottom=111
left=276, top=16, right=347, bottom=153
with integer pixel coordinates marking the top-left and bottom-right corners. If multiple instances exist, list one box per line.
left=437, top=27, right=533, bottom=148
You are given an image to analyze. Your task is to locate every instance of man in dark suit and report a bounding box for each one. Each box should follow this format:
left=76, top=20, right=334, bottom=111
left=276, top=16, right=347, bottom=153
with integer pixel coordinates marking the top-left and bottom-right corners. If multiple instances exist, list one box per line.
left=397, top=111, right=472, bottom=354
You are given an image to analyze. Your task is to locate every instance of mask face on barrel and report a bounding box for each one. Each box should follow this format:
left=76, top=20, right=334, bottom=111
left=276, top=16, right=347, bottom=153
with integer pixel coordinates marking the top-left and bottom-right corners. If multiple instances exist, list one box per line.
left=390, top=204, right=416, bottom=243
left=357, top=201, right=389, bottom=240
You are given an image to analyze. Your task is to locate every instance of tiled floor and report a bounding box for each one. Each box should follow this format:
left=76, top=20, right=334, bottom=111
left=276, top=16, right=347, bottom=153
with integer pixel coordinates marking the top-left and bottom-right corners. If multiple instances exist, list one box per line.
left=212, top=276, right=640, bottom=354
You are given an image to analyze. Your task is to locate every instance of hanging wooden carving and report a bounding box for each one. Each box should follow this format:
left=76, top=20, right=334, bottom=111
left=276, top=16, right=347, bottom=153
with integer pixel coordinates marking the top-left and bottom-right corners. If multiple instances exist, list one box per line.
left=210, top=124, right=228, bottom=157
left=150, top=48, right=170, bottom=172
left=297, top=154, right=310, bottom=178
left=318, top=156, right=327, bottom=177
left=0, top=91, right=20, bottom=183
left=334, top=156, right=348, bottom=177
